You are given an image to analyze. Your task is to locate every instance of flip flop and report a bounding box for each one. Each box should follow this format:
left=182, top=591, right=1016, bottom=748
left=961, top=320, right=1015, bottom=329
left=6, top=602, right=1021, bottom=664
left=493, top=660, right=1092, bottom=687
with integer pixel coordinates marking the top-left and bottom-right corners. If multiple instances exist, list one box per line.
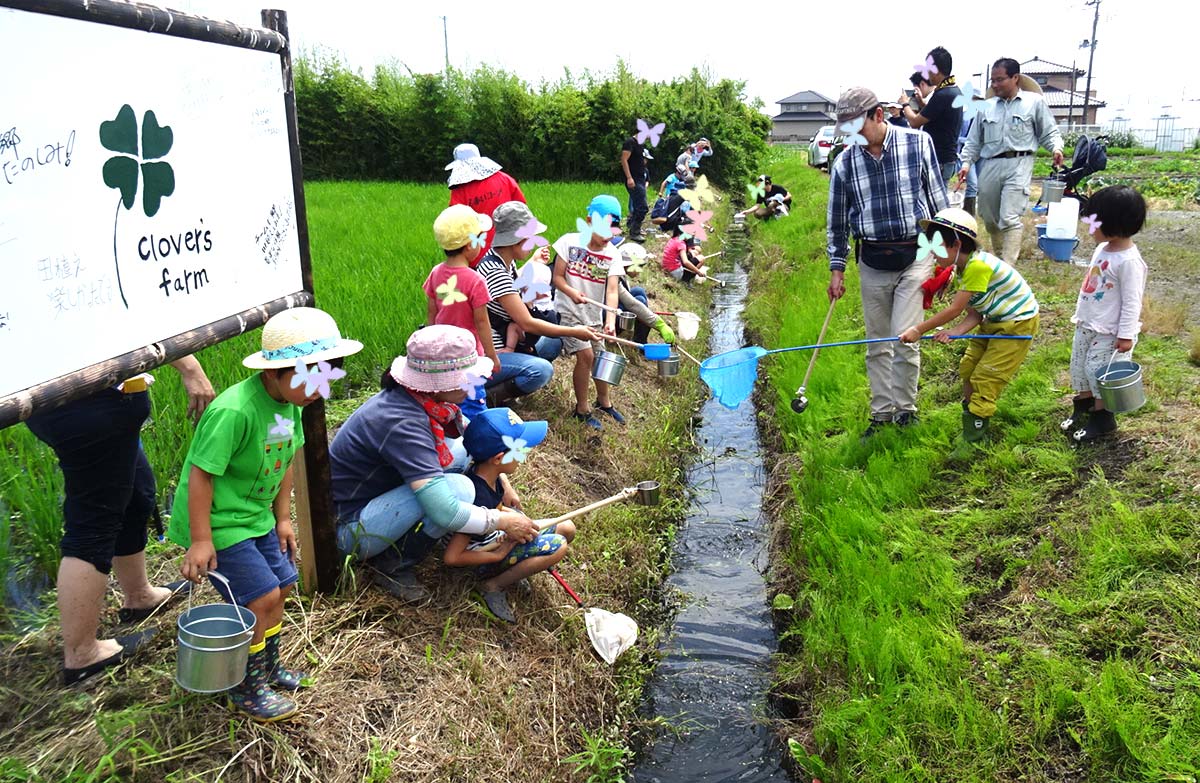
left=62, top=628, right=157, bottom=687
left=117, top=580, right=193, bottom=625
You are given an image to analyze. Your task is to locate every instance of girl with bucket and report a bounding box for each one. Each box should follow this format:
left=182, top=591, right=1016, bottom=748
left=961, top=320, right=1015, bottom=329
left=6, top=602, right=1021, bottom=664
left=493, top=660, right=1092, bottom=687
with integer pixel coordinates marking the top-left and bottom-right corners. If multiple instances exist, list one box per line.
left=329, top=326, right=540, bottom=604
left=170, top=307, right=362, bottom=722
left=1061, top=186, right=1149, bottom=443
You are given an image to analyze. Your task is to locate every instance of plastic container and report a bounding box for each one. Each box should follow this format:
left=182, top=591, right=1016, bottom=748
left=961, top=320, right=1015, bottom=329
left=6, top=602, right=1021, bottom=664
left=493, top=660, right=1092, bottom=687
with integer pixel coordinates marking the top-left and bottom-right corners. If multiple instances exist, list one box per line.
left=1038, top=235, right=1079, bottom=262
left=1046, top=197, right=1080, bottom=239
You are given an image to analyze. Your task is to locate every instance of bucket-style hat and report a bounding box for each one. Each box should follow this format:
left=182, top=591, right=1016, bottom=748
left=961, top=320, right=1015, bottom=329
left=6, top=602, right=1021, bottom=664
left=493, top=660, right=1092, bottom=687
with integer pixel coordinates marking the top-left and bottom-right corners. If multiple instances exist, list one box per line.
left=919, top=207, right=979, bottom=241
left=243, top=307, right=363, bottom=369
left=492, top=201, right=546, bottom=247
left=445, top=142, right=503, bottom=187
left=434, top=204, right=493, bottom=251
left=389, top=325, right=494, bottom=394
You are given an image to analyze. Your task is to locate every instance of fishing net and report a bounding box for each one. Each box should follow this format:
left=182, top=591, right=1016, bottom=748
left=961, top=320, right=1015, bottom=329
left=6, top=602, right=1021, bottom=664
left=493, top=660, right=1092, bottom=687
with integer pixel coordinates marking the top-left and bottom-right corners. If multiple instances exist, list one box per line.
left=676, top=312, right=701, bottom=341
left=699, top=346, right=767, bottom=409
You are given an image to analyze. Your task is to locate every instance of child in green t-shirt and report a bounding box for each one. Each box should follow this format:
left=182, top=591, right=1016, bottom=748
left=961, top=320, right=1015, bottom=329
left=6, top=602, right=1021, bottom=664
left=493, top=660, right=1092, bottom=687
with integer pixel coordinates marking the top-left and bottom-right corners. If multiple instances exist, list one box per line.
left=170, top=307, right=361, bottom=722
left=900, top=208, right=1039, bottom=448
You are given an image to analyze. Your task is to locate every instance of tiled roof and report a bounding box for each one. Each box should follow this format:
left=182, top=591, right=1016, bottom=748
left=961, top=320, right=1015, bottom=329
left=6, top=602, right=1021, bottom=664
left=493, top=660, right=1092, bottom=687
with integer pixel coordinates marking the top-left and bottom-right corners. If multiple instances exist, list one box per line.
left=1042, top=87, right=1107, bottom=109
left=772, top=111, right=836, bottom=122
left=1021, top=57, right=1086, bottom=76
left=777, top=90, right=836, bottom=106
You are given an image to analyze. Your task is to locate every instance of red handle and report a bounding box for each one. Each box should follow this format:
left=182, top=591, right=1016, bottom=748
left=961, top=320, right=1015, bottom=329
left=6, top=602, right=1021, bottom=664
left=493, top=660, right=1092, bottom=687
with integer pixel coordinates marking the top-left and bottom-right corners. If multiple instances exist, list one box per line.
left=548, top=568, right=584, bottom=607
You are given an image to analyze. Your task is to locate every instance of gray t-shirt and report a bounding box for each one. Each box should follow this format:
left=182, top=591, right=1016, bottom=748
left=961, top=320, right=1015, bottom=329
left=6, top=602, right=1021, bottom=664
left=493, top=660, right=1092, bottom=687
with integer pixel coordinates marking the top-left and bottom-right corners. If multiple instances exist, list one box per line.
left=329, top=387, right=445, bottom=520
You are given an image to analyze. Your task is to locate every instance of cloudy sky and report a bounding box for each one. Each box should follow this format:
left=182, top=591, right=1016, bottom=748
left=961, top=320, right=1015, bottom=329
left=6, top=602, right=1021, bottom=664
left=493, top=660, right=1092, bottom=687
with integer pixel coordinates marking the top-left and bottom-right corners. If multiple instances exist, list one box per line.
left=179, top=0, right=1197, bottom=131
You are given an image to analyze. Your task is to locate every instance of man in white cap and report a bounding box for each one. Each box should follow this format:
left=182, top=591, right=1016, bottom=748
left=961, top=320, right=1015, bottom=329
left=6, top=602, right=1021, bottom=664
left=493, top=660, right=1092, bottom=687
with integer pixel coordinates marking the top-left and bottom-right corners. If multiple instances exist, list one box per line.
left=827, top=86, right=948, bottom=438
left=447, top=143, right=525, bottom=256
left=957, top=57, right=1063, bottom=263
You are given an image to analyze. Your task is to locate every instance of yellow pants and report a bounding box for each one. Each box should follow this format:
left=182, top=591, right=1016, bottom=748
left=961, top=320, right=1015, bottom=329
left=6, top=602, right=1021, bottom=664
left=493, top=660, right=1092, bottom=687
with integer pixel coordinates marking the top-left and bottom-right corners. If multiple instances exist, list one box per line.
left=959, top=314, right=1039, bottom=418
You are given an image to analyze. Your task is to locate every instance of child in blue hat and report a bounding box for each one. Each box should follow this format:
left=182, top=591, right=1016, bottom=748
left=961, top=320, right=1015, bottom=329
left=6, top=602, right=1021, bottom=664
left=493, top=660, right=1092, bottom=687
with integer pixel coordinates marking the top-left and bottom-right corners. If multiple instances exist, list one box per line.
left=444, top=408, right=575, bottom=623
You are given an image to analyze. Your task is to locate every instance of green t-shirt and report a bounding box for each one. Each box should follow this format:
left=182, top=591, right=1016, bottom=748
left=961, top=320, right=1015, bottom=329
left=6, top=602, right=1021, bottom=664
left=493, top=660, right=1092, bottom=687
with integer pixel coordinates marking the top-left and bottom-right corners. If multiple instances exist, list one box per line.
left=168, top=375, right=304, bottom=551
left=959, top=251, right=1039, bottom=323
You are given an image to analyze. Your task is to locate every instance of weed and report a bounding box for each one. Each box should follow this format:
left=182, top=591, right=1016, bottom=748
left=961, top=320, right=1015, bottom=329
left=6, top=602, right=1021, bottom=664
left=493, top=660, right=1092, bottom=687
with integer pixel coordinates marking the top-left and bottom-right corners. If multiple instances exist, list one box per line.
left=565, top=727, right=630, bottom=783
left=1142, top=294, right=1187, bottom=336
left=363, top=737, right=400, bottom=783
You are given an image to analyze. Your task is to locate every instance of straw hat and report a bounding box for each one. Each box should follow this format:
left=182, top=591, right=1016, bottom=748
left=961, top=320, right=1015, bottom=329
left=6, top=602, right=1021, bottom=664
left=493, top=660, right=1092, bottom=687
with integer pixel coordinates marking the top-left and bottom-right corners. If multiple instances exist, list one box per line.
left=986, top=72, right=1043, bottom=98
left=389, top=325, right=494, bottom=394
left=243, top=307, right=363, bottom=369
left=445, top=143, right=503, bottom=187
left=919, top=207, right=979, bottom=241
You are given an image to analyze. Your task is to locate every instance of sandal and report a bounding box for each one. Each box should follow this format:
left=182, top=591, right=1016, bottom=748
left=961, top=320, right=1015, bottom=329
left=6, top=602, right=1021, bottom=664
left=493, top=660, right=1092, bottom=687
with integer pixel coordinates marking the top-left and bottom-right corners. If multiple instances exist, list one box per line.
left=472, top=589, right=517, bottom=624
left=63, top=628, right=157, bottom=686
left=118, top=580, right=193, bottom=625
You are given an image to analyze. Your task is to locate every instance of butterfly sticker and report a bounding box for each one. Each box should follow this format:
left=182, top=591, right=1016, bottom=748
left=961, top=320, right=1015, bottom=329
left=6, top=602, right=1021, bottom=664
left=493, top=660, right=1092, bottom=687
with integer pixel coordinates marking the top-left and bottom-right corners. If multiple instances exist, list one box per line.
left=576, top=211, right=613, bottom=245
left=1082, top=214, right=1102, bottom=235
left=951, top=79, right=980, bottom=120
left=916, top=230, right=948, bottom=263
left=679, top=175, right=716, bottom=207
left=915, top=55, right=936, bottom=81
left=458, top=356, right=494, bottom=397
left=515, top=261, right=551, bottom=304
left=515, top=218, right=548, bottom=252
left=681, top=209, right=714, bottom=242
left=748, top=181, right=766, bottom=200
left=501, top=434, right=530, bottom=464
left=290, top=359, right=346, bottom=400
left=636, top=118, right=665, bottom=147
left=436, top=274, right=469, bottom=306
left=269, top=413, right=295, bottom=438
left=840, top=116, right=867, bottom=147
left=469, top=232, right=486, bottom=249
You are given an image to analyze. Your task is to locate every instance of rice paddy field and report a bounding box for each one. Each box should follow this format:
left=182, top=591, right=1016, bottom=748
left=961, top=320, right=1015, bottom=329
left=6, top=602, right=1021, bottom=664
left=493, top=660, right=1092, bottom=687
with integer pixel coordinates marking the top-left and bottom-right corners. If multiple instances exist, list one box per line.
left=747, top=147, right=1200, bottom=781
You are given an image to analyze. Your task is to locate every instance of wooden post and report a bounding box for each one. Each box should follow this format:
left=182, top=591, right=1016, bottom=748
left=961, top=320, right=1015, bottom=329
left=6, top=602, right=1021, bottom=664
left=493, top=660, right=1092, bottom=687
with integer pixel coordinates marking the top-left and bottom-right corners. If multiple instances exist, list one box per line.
left=262, top=8, right=340, bottom=594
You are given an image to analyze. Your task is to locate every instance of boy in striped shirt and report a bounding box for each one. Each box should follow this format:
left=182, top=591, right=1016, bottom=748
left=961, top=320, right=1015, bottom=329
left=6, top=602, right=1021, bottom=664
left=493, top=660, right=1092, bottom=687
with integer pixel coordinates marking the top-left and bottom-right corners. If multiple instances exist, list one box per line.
left=900, top=208, right=1039, bottom=447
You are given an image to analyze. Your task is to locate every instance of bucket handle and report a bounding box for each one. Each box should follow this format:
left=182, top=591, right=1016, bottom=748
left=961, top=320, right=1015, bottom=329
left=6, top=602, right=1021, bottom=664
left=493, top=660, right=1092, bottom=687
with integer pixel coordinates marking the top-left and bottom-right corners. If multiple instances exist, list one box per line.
left=184, top=570, right=252, bottom=634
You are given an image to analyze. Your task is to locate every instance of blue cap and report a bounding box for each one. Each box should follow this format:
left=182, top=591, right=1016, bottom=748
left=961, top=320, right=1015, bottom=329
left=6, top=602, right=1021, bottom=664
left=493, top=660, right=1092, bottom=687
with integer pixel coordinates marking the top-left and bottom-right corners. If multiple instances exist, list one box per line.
left=463, top=407, right=548, bottom=461
left=586, top=194, right=622, bottom=221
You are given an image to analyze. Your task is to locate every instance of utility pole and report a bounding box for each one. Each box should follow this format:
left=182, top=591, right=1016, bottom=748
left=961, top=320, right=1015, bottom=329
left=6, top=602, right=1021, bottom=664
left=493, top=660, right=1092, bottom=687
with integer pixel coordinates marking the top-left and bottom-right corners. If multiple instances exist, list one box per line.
left=440, top=16, right=449, bottom=75
left=1067, top=59, right=1077, bottom=129
left=1081, top=0, right=1100, bottom=126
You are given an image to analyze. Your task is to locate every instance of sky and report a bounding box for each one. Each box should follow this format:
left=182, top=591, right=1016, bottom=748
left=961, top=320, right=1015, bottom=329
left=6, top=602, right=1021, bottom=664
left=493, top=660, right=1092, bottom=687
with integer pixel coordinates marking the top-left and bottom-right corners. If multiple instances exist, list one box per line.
left=178, top=0, right=1199, bottom=133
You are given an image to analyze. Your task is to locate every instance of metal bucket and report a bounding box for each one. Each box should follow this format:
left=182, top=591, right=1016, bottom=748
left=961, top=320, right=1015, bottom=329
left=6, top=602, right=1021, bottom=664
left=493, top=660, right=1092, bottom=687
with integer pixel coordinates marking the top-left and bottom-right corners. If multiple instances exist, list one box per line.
left=175, top=572, right=255, bottom=694
left=591, top=350, right=627, bottom=386
left=1097, top=360, right=1145, bottom=413
left=635, top=480, right=661, bottom=506
left=657, top=352, right=681, bottom=378
left=616, top=311, right=636, bottom=334
left=1043, top=178, right=1066, bottom=203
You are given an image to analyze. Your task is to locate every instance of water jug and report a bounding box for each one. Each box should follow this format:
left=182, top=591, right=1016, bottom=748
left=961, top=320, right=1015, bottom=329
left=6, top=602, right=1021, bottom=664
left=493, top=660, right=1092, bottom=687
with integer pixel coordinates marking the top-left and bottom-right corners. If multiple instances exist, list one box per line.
left=1046, top=197, right=1080, bottom=239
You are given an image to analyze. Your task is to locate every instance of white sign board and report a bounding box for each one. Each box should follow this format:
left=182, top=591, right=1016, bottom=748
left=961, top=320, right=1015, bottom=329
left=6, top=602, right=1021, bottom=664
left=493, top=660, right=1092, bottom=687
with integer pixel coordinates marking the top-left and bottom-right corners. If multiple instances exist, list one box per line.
left=0, top=7, right=304, bottom=400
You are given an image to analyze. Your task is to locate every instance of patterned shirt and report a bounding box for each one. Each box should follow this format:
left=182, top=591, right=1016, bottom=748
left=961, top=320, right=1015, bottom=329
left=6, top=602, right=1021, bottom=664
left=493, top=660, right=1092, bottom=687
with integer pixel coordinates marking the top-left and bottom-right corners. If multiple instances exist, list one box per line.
left=960, top=90, right=1062, bottom=164
left=477, top=250, right=521, bottom=352
left=959, top=251, right=1039, bottom=322
left=827, top=125, right=948, bottom=271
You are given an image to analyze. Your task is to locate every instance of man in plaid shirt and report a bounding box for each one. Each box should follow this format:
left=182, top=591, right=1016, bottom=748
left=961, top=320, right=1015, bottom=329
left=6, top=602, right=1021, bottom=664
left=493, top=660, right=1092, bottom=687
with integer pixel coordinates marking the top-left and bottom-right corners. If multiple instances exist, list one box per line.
left=827, top=87, right=948, bottom=438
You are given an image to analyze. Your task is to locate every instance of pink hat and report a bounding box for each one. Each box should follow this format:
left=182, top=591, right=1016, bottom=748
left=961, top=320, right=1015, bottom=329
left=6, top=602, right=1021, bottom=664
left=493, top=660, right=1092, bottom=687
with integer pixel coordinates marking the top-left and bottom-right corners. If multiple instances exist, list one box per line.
left=388, top=325, right=493, bottom=393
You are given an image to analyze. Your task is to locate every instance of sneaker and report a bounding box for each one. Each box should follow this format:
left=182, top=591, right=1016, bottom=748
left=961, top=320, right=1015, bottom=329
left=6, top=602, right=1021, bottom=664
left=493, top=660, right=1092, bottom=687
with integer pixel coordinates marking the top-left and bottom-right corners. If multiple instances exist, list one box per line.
left=473, top=589, right=517, bottom=623
left=628, top=234, right=647, bottom=243
left=893, top=411, right=920, bottom=427
left=593, top=402, right=626, bottom=425
left=572, top=411, right=603, bottom=430
left=860, top=418, right=891, bottom=440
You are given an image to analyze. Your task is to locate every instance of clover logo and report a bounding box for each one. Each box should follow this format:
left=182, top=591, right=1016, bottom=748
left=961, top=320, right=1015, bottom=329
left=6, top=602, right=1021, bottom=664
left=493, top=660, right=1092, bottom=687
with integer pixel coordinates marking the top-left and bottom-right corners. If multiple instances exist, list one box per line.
left=101, top=105, right=175, bottom=217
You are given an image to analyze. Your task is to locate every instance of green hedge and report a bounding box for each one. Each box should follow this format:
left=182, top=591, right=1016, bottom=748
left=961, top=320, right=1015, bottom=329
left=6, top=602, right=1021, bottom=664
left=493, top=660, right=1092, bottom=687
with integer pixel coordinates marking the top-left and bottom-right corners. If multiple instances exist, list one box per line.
left=293, top=57, right=771, bottom=188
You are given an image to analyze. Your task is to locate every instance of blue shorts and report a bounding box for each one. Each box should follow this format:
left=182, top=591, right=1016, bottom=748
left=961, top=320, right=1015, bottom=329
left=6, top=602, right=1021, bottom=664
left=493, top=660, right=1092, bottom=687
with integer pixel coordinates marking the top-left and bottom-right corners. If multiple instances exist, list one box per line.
left=478, top=528, right=566, bottom=578
left=213, top=529, right=298, bottom=606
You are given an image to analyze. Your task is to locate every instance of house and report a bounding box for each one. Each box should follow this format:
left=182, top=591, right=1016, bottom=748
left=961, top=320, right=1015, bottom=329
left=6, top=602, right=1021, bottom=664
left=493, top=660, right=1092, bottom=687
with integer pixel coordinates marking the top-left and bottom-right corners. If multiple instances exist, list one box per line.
left=991, top=57, right=1107, bottom=126
left=771, top=90, right=837, bottom=142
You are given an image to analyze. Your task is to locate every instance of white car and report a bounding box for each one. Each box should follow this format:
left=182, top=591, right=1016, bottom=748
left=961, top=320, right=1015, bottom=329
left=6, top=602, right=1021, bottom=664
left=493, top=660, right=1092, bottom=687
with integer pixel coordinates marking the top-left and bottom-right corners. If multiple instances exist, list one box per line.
left=807, top=125, right=837, bottom=168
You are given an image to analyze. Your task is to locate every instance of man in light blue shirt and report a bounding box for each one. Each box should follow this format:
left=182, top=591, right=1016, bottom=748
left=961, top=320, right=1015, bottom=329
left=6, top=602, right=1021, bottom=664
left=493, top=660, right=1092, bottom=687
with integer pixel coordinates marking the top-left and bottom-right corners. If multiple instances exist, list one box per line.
left=958, top=57, right=1063, bottom=263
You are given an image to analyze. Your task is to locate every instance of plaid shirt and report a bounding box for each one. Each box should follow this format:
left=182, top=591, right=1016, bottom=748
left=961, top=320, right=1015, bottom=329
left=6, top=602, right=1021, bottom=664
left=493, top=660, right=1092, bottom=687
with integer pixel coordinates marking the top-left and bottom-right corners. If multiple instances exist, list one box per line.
left=827, top=125, right=948, bottom=271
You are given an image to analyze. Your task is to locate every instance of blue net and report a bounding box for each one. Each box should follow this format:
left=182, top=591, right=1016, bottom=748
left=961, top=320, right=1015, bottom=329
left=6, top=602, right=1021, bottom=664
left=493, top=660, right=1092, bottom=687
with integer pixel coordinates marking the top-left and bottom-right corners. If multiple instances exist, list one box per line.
left=699, top=347, right=767, bottom=409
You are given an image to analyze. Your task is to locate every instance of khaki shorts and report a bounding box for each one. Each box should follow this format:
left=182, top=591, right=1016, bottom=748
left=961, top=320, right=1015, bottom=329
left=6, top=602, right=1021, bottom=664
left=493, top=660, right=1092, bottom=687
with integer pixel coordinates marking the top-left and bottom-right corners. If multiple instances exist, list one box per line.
left=559, top=311, right=603, bottom=355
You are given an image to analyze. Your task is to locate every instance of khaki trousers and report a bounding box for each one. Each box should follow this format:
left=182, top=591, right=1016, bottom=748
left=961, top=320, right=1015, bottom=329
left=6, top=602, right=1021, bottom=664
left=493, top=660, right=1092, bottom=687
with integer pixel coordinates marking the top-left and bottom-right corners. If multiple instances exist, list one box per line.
left=857, top=257, right=934, bottom=419
left=976, top=155, right=1034, bottom=263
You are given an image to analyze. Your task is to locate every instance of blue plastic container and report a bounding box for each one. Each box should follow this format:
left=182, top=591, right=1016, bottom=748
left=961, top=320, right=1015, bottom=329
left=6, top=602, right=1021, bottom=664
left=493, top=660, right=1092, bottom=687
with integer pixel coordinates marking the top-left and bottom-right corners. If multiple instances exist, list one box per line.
left=1036, top=224, right=1048, bottom=238
left=1038, top=235, right=1078, bottom=262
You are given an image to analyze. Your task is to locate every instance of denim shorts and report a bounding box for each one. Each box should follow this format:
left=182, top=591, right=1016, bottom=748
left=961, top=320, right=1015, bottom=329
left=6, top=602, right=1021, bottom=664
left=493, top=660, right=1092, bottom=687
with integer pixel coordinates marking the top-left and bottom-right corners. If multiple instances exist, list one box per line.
left=213, top=529, right=298, bottom=606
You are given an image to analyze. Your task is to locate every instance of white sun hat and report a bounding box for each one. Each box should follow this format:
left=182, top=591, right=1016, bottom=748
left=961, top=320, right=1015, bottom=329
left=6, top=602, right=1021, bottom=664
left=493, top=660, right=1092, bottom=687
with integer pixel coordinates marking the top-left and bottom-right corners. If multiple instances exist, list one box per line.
left=242, top=307, right=364, bottom=369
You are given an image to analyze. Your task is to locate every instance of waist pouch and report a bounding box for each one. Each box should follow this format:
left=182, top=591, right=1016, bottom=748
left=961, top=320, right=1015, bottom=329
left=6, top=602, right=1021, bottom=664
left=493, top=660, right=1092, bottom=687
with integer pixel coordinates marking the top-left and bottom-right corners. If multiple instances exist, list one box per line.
left=857, top=240, right=918, bottom=272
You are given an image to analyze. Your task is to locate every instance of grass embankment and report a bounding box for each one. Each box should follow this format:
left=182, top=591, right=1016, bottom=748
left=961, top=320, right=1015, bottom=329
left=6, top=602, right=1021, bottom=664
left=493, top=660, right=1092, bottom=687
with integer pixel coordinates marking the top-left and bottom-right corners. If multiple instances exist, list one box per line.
left=0, top=180, right=722, bottom=782
left=746, top=147, right=1200, bottom=781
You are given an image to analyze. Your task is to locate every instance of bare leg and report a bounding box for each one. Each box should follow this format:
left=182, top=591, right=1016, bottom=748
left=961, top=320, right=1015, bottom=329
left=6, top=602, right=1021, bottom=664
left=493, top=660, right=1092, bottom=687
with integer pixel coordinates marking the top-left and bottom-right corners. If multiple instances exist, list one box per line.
left=112, top=550, right=171, bottom=610
left=58, top=556, right=120, bottom=669
left=245, top=588, right=284, bottom=646
left=573, top=350, right=593, bottom=415
left=595, top=378, right=613, bottom=409
left=482, top=545, right=569, bottom=592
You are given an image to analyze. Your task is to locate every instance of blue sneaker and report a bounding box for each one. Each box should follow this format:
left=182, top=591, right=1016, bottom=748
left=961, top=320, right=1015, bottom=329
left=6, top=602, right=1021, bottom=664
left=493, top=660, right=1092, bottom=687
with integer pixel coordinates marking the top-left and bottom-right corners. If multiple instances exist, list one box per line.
left=594, top=402, right=626, bottom=425
left=573, top=411, right=603, bottom=430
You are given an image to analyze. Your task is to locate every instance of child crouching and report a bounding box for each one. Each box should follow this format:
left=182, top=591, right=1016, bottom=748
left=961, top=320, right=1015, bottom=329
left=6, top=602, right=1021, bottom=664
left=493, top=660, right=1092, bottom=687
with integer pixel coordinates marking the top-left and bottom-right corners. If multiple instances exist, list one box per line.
left=171, top=307, right=361, bottom=721
left=443, top=408, right=575, bottom=623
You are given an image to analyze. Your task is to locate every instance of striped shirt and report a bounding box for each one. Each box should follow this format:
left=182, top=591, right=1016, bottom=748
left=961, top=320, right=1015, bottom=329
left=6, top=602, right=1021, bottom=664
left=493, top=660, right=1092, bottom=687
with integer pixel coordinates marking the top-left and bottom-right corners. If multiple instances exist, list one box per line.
left=959, top=251, right=1039, bottom=322
left=477, top=251, right=521, bottom=351
left=827, top=125, right=948, bottom=271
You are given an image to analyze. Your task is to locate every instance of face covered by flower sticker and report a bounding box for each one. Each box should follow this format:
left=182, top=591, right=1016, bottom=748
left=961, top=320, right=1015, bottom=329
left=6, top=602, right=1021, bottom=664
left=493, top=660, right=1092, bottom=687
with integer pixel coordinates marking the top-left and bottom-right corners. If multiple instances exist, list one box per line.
left=515, top=261, right=551, bottom=304
left=915, top=55, right=936, bottom=82
left=951, top=80, right=981, bottom=120
left=679, top=175, right=716, bottom=207
left=515, top=218, right=549, bottom=252
left=290, top=359, right=347, bottom=400
left=681, top=209, right=714, bottom=242
left=840, top=116, right=868, bottom=147
left=1082, top=214, right=1103, bottom=235
left=917, top=230, right=949, bottom=263
left=458, top=356, right=495, bottom=397
left=501, top=434, right=530, bottom=464
left=469, top=231, right=486, bottom=249
left=748, top=180, right=766, bottom=200
left=636, top=119, right=665, bottom=147
left=576, top=211, right=614, bottom=245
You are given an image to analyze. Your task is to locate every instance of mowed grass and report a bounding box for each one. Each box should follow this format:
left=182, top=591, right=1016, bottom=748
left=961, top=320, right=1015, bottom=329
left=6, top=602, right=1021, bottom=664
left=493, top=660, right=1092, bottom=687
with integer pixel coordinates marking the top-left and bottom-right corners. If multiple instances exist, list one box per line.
left=0, top=180, right=627, bottom=602
left=746, top=147, right=1200, bottom=781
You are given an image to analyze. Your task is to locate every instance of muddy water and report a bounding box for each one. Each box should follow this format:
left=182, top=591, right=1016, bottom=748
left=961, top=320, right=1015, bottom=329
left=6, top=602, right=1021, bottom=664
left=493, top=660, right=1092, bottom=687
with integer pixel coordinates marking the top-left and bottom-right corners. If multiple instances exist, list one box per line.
left=632, top=232, right=791, bottom=783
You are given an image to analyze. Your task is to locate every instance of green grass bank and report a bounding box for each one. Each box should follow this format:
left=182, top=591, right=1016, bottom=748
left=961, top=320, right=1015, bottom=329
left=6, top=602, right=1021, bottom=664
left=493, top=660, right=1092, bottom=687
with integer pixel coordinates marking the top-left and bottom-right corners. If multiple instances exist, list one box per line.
left=745, top=148, right=1200, bottom=781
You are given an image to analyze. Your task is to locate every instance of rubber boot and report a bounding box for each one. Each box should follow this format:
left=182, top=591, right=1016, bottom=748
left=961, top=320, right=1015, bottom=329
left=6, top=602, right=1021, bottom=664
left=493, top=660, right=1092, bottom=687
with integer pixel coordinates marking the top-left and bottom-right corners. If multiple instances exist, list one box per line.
left=1072, top=409, right=1116, bottom=443
left=1000, top=228, right=1023, bottom=264
left=632, top=318, right=652, bottom=345
left=229, top=644, right=298, bottom=722
left=264, top=624, right=307, bottom=691
left=963, top=410, right=990, bottom=443
left=1060, top=395, right=1094, bottom=435
left=485, top=378, right=522, bottom=408
left=963, top=196, right=976, bottom=216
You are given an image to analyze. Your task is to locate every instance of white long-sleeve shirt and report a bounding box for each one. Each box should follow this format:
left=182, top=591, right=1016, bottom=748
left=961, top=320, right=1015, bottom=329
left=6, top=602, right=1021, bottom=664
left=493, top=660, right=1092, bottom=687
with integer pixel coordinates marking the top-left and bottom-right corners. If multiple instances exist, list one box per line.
left=1072, top=243, right=1148, bottom=339
left=960, top=90, right=1062, bottom=165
